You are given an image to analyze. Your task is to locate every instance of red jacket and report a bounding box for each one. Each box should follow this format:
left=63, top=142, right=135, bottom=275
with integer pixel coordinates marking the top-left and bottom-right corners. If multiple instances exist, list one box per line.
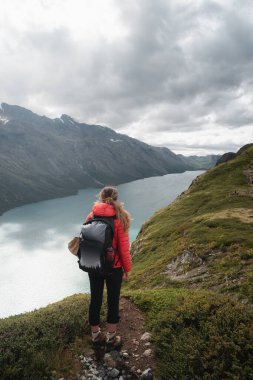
left=85, top=203, right=132, bottom=273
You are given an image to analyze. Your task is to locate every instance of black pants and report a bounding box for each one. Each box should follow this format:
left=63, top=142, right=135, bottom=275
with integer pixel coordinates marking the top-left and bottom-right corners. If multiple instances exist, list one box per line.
left=88, top=268, right=123, bottom=326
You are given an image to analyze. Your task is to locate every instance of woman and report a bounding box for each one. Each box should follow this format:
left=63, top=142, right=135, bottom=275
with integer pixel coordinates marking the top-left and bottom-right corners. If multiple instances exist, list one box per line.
left=85, top=186, right=132, bottom=348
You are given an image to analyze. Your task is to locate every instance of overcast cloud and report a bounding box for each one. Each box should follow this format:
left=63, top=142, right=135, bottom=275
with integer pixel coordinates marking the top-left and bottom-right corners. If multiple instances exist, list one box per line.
left=1, top=0, right=253, bottom=155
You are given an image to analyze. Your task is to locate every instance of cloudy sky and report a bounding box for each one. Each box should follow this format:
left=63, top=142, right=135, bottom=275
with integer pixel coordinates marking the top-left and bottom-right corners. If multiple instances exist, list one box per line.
left=1, top=0, right=253, bottom=155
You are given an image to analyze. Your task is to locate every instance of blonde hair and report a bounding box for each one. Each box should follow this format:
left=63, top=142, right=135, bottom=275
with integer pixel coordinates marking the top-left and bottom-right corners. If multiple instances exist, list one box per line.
left=97, top=186, right=131, bottom=232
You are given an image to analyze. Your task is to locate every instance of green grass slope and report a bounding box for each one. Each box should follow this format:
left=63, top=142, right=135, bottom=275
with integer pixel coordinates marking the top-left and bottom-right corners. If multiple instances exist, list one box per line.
left=128, top=144, right=253, bottom=302
left=125, top=288, right=253, bottom=380
left=123, top=144, right=253, bottom=379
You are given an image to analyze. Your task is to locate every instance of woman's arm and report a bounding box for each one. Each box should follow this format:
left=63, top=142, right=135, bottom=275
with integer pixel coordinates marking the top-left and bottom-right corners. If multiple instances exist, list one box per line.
left=117, top=221, right=132, bottom=273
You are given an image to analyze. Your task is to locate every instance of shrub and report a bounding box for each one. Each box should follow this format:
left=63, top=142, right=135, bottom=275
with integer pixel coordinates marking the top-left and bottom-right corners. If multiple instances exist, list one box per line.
left=127, top=289, right=253, bottom=380
left=0, top=294, right=90, bottom=380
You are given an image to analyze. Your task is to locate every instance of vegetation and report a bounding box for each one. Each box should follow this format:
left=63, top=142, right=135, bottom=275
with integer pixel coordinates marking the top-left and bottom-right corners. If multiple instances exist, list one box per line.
left=0, top=294, right=91, bottom=380
left=123, top=144, right=253, bottom=378
left=126, top=289, right=253, bottom=380
left=128, top=144, right=253, bottom=301
left=1, top=144, right=253, bottom=379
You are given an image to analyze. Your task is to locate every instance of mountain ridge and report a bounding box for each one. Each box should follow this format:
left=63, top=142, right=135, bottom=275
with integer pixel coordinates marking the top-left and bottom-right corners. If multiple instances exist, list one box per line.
left=0, top=102, right=219, bottom=215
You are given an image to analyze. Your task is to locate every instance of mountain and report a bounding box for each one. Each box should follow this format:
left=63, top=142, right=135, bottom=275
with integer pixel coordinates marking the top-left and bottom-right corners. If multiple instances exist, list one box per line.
left=216, top=144, right=253, bottom=166
left=216, top=151, right=237, bottom=165
left=0, top=102, right=196, bottom=215
left=179, top=153, right=221, bottom=169
left=1, top=144, right=252, bottom=379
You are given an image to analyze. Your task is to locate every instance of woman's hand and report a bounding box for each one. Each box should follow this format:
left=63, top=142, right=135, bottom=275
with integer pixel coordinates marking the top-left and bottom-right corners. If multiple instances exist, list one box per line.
left=123, top=272, right=130, bottom=281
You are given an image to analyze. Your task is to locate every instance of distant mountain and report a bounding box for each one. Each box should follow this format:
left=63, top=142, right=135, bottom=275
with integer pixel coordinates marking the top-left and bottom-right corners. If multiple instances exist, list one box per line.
left=216, top=143, right=253, bottom=166
left=215, top=152, right=237, bottom=165
left=179, top=154, right=220, bottom=169
left=0, top=102, right=199, bottom=214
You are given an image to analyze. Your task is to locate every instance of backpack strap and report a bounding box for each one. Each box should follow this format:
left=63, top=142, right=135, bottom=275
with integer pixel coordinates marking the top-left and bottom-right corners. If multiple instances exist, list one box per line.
left=84, top=215, right=116, bottom=237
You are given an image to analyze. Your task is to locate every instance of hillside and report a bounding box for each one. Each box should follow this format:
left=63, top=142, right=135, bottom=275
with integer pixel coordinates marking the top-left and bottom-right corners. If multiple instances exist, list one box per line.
left=129, top=144, right=253, bottom=302
left=1, top=144, right=252, bottom=379
left=0, top=103, right=194, bottom=215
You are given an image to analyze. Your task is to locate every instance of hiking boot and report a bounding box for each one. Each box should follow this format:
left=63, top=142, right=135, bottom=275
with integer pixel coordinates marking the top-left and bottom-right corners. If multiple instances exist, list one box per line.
left=91, top=329, right=105, bottom=348
left=105, top=331, right=123, bottom=352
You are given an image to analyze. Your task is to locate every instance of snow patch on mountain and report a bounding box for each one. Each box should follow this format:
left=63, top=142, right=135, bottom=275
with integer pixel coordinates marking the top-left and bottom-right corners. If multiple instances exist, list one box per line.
left=0, top=116, right=9, bottom=125
left=110, top=138, right=122, bottom=143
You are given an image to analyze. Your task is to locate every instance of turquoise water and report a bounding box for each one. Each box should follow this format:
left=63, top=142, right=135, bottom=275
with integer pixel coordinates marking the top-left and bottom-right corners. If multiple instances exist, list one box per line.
left=0, top=171, right=204, bottom=318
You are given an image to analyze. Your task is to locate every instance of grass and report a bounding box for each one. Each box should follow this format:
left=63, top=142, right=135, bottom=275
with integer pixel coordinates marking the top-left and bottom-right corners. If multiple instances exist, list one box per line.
left=0, top=294, right=91, bottom=380
left=127, top=145, right=253, bottom=301
left=122, top=145, right=253, bottom=378
left=123, top=288, right=253, bottom=380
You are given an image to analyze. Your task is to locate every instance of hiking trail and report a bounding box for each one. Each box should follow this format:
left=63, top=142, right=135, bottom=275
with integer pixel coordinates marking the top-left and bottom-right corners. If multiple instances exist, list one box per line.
left=54, top=298, right=155, bottom=380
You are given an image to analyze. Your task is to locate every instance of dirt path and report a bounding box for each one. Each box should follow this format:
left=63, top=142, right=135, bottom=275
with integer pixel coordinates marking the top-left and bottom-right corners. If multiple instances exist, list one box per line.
left=56, top=297, right=156, bottom=379
left=116, top=297, right=155, bottom=374
left=91, top=297, right=156, bottom=378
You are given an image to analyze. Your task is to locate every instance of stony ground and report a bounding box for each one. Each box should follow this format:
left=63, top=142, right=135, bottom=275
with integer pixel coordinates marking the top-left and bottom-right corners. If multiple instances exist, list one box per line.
left=53, top=298, right=155, bottom=380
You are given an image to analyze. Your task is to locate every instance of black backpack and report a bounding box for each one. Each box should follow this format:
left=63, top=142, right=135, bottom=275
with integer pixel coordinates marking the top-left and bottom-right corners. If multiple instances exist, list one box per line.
left=78, top=215, right=117, bottom=275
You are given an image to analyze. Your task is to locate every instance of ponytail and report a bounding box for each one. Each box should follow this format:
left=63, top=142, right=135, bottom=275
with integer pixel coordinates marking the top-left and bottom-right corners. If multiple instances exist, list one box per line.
left=111, top=199, right=131, bottom=232
left=97, top=186, right=131, bottom=232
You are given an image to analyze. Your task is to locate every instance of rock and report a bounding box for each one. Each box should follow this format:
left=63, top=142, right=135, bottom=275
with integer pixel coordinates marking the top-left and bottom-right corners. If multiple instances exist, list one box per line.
left=137, top=369, right=142, bottom=374
left=133, top=339, right=139, bottom=345
left=109, top=350, right=121, bottom=360
left=143, top=349, right=152, bottom=357
left=166, top=250, right=203, bottom=276
left=144, top=342, right=151, bottom=347
left=122, top=352, right=129, bottom=359
left=141, top=368, right=153, bottom=380
left=130, top=366, right=136, bottom=373
left=84, top=362, right=91, bottom=369
left=104, top=353, right=117, bottom=368
left=79, top=355, right=84, bottom=360
left=108, top=368, right=120, bottom=378
left=140, top=332, right=151, bottom=342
